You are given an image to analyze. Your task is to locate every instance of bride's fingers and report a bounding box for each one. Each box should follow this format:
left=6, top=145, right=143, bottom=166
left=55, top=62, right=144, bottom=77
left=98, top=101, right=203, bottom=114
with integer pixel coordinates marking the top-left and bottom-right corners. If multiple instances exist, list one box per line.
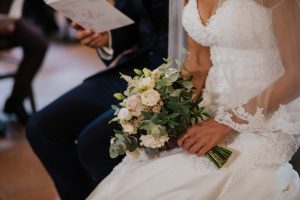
left=181, top=135, right=199, bottom=151
left=177, top=132, right=190, bottom=146
left=196, top=145, right=211, bottom=157
left=177, top=129, right=195, bottom=146
left=187, top=141, right=204, bottom=154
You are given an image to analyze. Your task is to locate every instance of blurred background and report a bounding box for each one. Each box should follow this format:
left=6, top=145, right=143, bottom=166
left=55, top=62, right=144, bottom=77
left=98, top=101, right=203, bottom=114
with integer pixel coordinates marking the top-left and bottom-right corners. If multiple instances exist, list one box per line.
left=0, top=0, right=104, bottom=199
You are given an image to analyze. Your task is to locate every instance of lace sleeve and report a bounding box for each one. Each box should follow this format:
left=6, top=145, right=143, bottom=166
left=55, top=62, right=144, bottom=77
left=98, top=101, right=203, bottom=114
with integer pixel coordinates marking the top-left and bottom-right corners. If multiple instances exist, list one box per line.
left=215, top=0, right=300, bottom=134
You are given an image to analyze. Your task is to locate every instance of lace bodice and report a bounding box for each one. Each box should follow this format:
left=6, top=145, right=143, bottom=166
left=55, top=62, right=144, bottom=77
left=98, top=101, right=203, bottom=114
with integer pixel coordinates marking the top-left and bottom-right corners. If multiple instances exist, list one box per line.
left=182, top=0, right=300, bottom=166
left=183, top=0, right=284, bottom=108
left=182, top=0, right=277, bottom=48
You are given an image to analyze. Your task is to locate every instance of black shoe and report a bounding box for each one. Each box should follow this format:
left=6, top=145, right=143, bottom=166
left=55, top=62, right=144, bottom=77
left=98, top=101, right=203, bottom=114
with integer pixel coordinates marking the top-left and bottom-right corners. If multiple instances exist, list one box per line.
left=4, top=98, right=30, bottom=125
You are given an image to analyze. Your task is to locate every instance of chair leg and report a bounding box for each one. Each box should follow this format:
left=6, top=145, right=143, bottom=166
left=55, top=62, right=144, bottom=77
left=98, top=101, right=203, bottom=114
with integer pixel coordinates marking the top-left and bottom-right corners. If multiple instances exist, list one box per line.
left=28, top=86, right=36, bottom=113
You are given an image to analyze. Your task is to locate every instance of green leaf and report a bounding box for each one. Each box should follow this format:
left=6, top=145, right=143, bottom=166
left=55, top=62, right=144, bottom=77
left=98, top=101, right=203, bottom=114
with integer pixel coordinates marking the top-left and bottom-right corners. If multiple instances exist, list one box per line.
left=169, top=113, right=180, bottom=118
left=168, top=71, right=180, bottom=82
left=202, top=112, right=212, bottom=119
left=170, top=89, right=182, bottom=97
left=181, top=80, right=193, bottom=90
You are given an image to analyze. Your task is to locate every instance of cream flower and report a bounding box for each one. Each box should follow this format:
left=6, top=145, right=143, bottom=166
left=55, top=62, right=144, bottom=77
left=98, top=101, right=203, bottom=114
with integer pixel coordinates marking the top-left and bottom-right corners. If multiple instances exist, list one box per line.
left=121, top=122, right=136, bottom=134
left=138, top=77, right=155, bottom=91
left=141, top=89, right=161, bottom=106
left=125, top=95, right=143, bottom=117
left=117, top=108, right=132, bottom=121
left=140, top=135, right=169, bottom=149
left=151, top=69, right=162, bottom=80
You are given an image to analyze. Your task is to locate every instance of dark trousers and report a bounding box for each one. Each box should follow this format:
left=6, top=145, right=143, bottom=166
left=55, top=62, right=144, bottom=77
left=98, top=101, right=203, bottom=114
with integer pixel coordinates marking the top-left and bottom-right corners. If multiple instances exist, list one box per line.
left=26, top=55, right=159, bottom=200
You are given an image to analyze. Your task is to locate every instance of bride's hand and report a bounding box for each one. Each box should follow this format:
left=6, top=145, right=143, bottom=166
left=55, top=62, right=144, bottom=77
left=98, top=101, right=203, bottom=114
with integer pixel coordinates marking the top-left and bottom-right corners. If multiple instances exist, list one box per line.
left=177, top=119, right=233, bottom=157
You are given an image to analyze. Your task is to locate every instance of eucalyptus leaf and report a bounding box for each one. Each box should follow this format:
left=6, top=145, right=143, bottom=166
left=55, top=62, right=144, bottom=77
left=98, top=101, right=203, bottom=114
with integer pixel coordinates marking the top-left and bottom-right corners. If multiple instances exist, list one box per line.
left=170, top=89, right=182, bottom=97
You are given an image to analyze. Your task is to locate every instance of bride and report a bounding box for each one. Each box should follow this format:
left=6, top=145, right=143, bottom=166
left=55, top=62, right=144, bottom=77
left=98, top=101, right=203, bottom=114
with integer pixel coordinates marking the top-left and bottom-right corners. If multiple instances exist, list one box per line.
left=88, top=0, right=300, bottom=199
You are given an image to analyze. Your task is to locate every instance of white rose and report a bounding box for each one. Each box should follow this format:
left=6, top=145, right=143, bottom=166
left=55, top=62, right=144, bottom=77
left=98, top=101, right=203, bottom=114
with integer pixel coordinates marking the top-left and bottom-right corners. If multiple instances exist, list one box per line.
left=121, top=123, right=135, bottom=134
left=138, top=77, right=155, bottom=91
left=117, top=108, right=132, bottom=121
left=140, top=135, right=169, bottom=149
left=141, top=89, right=161, bottom=106
left=126, top=148, right=141, bottom=160
left=125, top=95, right=143, bottom=116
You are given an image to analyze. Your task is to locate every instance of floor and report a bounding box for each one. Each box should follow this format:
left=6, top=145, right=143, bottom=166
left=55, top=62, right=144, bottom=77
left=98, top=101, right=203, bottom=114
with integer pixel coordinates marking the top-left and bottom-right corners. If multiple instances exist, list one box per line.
left=0, top=41, right=104, bottom=200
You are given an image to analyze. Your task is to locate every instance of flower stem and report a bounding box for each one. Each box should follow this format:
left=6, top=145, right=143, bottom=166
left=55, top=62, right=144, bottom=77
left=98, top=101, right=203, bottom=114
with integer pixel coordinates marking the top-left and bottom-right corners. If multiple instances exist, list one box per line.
left=205, top=146, right=232, bottom=169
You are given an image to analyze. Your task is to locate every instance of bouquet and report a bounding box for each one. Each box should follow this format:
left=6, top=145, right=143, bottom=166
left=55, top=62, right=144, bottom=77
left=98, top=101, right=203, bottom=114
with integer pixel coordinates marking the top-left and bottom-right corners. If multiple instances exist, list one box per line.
left=109, top=59, right=232, bottom=168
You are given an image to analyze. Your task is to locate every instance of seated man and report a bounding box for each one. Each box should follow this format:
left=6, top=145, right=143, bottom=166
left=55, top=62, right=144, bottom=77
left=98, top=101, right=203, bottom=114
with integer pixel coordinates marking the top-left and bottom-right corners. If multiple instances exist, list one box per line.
left=0, top=0, right=48, bottom=124
left=26, top=0, right=169, bottom=199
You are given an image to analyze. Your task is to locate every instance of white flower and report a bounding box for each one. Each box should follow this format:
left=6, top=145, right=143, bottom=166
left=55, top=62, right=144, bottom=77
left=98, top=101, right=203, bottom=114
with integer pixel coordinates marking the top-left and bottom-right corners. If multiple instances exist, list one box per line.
left=117, top=108, right=132, bottom=121
left=138, top=77, right=155, bottom=91
left=125, top=95, right=143, bottom=117
left=140, top=135, right=169, bottom=149
left=126, top=148, right=141, bottom=159
left=121, top=123, right=136, bottom=134
left=151, top=69, right=162, bottom=80
left=141, top=89, right=161, bottom=106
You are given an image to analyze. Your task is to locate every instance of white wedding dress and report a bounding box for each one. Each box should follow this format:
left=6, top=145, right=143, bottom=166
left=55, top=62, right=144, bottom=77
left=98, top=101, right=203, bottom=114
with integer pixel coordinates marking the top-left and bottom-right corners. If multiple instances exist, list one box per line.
left=87, top=0, right=300, bottom=199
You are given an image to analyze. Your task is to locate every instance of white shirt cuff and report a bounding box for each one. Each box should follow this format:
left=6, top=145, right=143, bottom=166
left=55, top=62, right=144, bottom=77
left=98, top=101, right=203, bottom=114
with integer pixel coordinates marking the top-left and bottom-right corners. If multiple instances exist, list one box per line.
left=96, top=31, right=114, bottom=61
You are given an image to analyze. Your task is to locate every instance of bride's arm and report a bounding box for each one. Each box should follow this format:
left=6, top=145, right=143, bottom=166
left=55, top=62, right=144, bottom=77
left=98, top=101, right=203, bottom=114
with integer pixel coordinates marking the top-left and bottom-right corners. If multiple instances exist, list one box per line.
left=177, top=0, right=230, bottom=156
left=178, top=19, right=230, bottom=157
left=182, top=36, right=212, bottom=99
left=242, top=0, right=300, bottom=114
left=246, top=0, right=300, bottom=114
left=215, top=0, right=300, bottom=129
left=178, top=0, right=300, bottom=156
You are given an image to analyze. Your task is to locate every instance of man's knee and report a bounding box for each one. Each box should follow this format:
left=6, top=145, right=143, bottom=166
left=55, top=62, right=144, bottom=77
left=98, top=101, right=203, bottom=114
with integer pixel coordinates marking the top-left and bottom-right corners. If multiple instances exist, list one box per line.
left=26, top=111, right=49, bottom=145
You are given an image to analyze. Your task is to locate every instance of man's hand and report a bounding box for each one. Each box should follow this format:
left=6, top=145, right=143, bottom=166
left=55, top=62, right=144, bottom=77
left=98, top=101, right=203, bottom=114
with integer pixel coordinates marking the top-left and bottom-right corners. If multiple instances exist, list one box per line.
left=177, top=119, right=233, bottom=157
left=71, top=22, right=109, bottom=48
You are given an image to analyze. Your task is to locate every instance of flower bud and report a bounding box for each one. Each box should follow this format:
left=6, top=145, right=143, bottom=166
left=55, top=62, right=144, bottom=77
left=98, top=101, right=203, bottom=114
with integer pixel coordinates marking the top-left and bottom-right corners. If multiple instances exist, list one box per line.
left=133, top=69, right=143, bottom=76
left=142, top=68, right=152, bottom=77
left=113, top=93, right=125, bottom=100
